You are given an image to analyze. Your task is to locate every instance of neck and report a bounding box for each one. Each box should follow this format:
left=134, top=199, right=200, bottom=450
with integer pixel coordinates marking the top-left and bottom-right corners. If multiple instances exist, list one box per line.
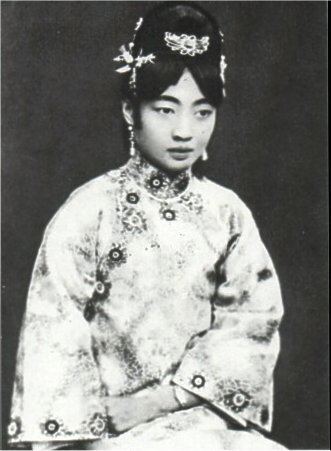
left=134, top=150, right=191, bottom=178
left=125, top=150, right=192, bottom=200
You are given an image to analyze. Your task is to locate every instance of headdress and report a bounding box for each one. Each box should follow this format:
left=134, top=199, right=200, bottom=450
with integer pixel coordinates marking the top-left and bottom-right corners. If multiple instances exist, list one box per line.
left=114, top=17, right=227, bottom=97
left=164, top=32, right=210, bottom=56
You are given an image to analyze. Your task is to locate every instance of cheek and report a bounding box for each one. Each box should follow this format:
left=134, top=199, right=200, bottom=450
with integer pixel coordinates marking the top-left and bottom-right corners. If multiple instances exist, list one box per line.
left=137, top=119, right=167, bottom=149
left=198, top=122, right=215, bottom=144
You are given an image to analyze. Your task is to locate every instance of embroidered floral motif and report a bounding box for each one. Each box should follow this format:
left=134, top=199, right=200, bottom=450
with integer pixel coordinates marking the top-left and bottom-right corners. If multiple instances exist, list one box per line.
left=95, top=281, right=106, bottom=295
left=247, top=319, right=279, bottom=343
left=88, top=413, right=108, bottom=436
left=107, top=245, right=127, bottom=268
left=109, top=248, right=123, bottom=261
left=125, top=152, right=191, bottom=200
left=174, top=176, right=190, bottom=193
left=148, top=174, right=164, bottom=190
left=7, top=417, right=21, bottom=439
left=162, top=209, right=176, bottom=221
left=191, top=374, right=206, bottom=388
left=68, top=233, right=95, bottom=262
left=126, top=192, right=140, bottom=204
left=93, top=276, right=112, bottom=301
left=223, top=389, right=251, bottom=413
left=179, top=191, right=203, bottom=215
left=122, top=207, right=147, bottom=234
left=257, top=268, right=273, bottom=282
left=41, top=418, right=63, bottom=436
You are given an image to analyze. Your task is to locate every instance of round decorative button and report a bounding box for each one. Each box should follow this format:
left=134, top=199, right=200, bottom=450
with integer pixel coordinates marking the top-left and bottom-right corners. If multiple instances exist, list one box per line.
left=163, top=209, right=176, bottom=221
left=44, top=419, right=60, bottom=435
left=7, top=418, right=21, bottom=438
left=149, top=176, right=163, bottom=189
left=89, top=413, right=107, bottom=436
left=109, top=248, right=123, bottom=262
left=93, top=280, right=111, bottom=300
left=126, top=192, right=139, bottom=204
left=95, top=281, right=105, bottom=295
left=232, top=393, right=246, bottom=407
left=192, top=375, right=205, bottom=388
left=224, top=390, right=250, bottom=412
left=8, top=421, right=18, bottom=437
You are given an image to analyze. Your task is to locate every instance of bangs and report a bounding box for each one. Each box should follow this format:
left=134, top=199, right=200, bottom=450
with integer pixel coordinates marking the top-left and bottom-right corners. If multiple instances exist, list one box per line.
left=122, top=53, right=223, bottom=108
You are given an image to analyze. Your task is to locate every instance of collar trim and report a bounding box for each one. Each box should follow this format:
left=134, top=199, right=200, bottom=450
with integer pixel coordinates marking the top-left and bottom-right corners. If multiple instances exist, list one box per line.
left=124, top=152, right=192, bottom=200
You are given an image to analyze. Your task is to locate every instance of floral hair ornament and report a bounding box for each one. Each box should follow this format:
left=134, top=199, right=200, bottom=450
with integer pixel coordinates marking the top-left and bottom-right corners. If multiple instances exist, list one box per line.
left=113, top=17, right=155, bottom=92
left=114, top=17, right=227, bottom=97
left=164, top=32, right=210, bottom=56
left=113, top=43, right=155, bottom=74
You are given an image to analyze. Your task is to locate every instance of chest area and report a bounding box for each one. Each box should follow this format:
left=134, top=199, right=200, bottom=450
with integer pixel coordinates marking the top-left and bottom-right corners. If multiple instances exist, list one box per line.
left=98, top=183, right=229, bottom=278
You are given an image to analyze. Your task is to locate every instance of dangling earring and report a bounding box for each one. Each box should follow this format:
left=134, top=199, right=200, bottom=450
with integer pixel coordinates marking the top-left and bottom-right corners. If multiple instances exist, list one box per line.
left=128, top=124, right=136, bottom=157
left=202, top=149, right=208, bottom=161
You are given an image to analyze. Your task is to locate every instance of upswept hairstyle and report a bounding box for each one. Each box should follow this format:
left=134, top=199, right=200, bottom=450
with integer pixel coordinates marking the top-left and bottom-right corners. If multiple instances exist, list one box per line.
left=120, top=2, right=225, bottom=109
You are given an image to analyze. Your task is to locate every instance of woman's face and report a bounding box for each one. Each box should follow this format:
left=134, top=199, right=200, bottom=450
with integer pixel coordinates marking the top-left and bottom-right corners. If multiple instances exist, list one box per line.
left=131, top=69, right=217, bottom=173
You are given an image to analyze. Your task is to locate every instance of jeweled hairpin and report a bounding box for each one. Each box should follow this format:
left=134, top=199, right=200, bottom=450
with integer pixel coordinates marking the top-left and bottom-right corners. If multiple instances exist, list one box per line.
left=113, top=18, right=155, bottom=92
left=164, top=32, right=210, bottom=56
left=220, top=54, right=227, bottom=97
left=113, top=43, right=155, bottom=74
left=114, top=17, right=227, bottom=98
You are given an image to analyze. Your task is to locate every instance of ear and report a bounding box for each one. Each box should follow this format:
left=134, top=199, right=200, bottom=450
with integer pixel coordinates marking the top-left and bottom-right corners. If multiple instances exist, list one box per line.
left=122, top=100, right=134, bottom=127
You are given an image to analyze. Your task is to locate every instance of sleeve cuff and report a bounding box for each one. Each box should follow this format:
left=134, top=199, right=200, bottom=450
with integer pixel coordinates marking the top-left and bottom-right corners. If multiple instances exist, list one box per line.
left=172, top=367, right=273, bottom=432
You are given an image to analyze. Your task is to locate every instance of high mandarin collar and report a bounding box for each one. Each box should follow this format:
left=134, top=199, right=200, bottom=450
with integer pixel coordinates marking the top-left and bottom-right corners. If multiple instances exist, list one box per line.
left=124, top=152, right=192, bottom=200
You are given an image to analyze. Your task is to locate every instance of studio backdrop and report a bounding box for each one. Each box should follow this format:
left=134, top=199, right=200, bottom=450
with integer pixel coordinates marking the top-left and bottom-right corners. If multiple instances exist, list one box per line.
left=1, top=1, right=328, bottom=449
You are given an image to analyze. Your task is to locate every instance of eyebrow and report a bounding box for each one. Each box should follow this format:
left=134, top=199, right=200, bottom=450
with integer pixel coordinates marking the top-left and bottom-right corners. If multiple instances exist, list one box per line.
left=157, top=95, right=212, bottom=107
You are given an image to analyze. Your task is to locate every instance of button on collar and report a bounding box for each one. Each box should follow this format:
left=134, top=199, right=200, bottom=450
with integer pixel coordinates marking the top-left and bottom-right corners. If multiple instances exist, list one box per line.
left=124, top=152, right=192, bottom=200
left=149, top=175, right=164, bottom=190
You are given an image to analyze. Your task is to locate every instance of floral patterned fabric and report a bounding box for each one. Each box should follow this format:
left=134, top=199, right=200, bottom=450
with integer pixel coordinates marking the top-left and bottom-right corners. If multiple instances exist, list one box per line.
left=8, top=153, right=284, bottom=449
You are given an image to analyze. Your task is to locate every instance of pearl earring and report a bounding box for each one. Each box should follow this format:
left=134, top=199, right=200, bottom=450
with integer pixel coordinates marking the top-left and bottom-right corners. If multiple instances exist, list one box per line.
left=128, top=124, right=136, bottom=157
left=202, top=149, right=208, bottom=161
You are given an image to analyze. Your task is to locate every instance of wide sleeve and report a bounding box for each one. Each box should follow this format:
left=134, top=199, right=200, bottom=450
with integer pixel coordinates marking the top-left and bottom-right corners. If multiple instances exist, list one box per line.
left=8, top=187, right=110, bottom=446
left=172, top=196, right=284, bottom=432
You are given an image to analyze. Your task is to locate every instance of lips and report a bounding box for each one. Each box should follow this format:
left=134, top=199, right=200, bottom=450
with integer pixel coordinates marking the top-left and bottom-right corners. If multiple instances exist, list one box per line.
left=167, top=148, right=194, bottom=153
left=167, top=148, right=194, bottom=161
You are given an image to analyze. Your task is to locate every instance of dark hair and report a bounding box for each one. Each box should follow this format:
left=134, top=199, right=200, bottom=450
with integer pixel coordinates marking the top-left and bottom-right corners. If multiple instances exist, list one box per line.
left=121, top=2, right=224, bottom=109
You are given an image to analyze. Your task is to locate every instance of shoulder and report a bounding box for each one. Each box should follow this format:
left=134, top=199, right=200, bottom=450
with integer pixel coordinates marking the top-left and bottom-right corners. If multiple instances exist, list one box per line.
left=65, top=167, right=122, bottom=207
left=196, top=177, right=257, bottom=235
left=45, top=168, right=123, bottom=237
left=58, top=166, right=125, bottom=214
left=198, top=177, right=252, bottom=215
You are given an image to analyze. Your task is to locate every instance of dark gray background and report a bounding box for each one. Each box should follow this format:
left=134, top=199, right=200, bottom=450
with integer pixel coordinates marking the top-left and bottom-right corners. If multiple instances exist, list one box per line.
left=1, top=1, right=328, bottom=449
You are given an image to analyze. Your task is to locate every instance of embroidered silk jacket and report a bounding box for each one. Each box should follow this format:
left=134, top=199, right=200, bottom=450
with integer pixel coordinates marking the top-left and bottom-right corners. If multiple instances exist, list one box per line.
left=8, top=154, right=284, bottom=448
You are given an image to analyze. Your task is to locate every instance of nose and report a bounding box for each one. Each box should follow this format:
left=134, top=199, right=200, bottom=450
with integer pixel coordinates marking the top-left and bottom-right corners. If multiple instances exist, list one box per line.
left=172, top=115, right=193, bottom=142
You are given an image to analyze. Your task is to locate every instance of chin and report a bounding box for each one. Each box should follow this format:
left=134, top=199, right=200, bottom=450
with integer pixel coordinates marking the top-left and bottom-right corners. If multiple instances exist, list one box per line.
left=162, top=157, right=195, bottom=173
left=164, top=161, right=192, bottom=173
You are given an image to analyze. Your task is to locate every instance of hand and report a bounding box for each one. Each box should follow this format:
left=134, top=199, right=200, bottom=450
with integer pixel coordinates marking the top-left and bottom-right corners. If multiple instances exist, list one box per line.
left=106, top=385, right=200, bottom=434
left=106, top=393, right=161, bottom=433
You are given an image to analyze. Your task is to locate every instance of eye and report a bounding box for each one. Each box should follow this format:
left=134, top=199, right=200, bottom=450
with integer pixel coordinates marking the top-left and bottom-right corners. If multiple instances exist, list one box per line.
left=154, top=107, right=175, bottom=115
left=196, top=109, right=213, bottom=118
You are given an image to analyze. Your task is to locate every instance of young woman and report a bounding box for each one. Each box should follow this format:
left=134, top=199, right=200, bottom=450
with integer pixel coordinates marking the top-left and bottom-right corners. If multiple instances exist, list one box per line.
left=8, top=3, right=286, bottom=450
